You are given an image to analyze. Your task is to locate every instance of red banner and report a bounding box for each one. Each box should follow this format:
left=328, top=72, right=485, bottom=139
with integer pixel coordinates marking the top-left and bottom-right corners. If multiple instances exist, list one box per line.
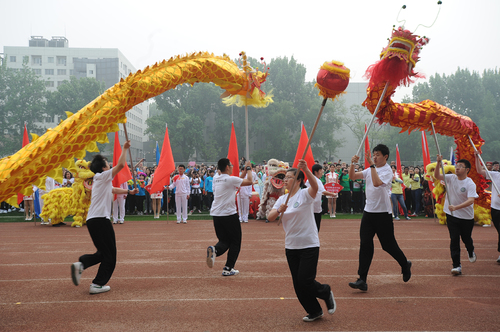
left=324, top=182, right=343, bottom=193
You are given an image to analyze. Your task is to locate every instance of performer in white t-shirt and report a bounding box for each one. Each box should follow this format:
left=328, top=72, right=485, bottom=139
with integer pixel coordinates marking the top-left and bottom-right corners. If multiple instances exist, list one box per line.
left=70, top=140, right=138, bottom=295
left=436, top=154, right=478, bottom=275
left=267, top=159, right=336, bottom=322
left=475, top=151, right=500, bottom=264
left=348, top=144, right=411, bottom=292
left=206, top=159, right=253, bottom=277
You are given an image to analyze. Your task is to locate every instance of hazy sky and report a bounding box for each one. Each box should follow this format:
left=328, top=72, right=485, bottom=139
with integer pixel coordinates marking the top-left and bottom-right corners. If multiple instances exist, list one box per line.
left=2, top=0, right=499, bottom=102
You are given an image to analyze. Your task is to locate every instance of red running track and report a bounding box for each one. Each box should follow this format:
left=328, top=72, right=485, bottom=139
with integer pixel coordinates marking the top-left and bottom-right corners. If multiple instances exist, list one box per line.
left=1, top=218, right=499, bottom=331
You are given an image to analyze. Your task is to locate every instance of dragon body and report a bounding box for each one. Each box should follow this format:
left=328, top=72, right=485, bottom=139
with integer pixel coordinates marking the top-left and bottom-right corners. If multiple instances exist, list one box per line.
left=363, top=27, right=490, bottom=224
left=0, top=52, right=271, bottom=204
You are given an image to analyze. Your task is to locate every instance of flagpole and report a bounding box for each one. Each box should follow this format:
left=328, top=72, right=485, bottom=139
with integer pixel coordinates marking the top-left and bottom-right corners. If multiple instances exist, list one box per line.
left=430, top=121, right=453, bottom=215
left=278, top=98, right=327, bottom=226
left=468, top=135, right=500, bottom=195
left=355, top=82, right=389, bottom=157
left=245, top=104, right=250, bottom=161
left=122, top=123, right=137, bottom=189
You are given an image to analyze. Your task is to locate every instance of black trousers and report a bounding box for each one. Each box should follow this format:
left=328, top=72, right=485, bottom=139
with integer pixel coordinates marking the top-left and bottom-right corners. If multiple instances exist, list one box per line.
left=446, top=213, right=474, bottom=268
left=492, top=208, right=500, bottom=252
left=404, top=188, right=413, bottom=213
left=339, top=191, right=351, bottom=213
left=79, top=218, right=117, bottom=286
left=286, top=247, right=331, bottom=315
left=213, top=213, right=242, bottom=269
left=358, top=211, right=408, bottom=281
left=313, top=212, right=322, bottom=232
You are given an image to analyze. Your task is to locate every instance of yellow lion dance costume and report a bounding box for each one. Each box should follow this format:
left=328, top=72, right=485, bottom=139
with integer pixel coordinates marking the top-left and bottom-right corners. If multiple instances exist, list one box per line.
left=40, top=160, right=94, bottom=227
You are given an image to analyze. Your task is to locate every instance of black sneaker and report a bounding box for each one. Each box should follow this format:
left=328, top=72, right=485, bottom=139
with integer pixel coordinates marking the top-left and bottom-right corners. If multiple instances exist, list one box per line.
left=325, top=290, right=336, bottom=314
left=303, top=311, right=323, bottom=322
left=348, top=278, right=368, bottom=291
left=403, top=260, right=412, bottom=282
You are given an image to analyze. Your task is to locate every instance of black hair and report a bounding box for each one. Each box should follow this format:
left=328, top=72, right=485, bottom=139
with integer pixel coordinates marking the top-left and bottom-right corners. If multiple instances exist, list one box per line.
left=493, top=161, right=499, bottom=166
left=457, top=159, right=471, bottom=171
left=373, top=144, right=390, bottom=159
left=312, top=164, right=323, bottom=175
left=391, top=165, right=397, bottom=170
left=90, top=155, right=108, bottom=174
left=217, top=158, right=231, bottom=173
left=178, top=164, right=185, bottom=169
left=287, top=168, right=306, bottom=188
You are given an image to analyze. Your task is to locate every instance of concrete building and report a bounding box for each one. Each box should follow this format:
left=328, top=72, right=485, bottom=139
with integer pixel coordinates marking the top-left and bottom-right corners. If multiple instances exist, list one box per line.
left=3, top=36, right=149, bottom=161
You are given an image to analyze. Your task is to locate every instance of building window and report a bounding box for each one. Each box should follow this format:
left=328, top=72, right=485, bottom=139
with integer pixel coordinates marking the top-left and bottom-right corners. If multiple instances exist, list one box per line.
left=45, top=81, right=54, bottom=88
left=45, top=69, right=54, bottom=75
left=56, top=56, right=67, bottom=66
left=33, top=69, right=42, bottom=75
left=48, top=57, right=54, bottom=63
left=10, top=56, right=16, bottom=62
left=57, top=81, right=65, bottom=87
left=57, top=69, right=67, bottom=75
left=89, top=70, right=94, bottom=74
left=32, top=55, right=42, bottom=66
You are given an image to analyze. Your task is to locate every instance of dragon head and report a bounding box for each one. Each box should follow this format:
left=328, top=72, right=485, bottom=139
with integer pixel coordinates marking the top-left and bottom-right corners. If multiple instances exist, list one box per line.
left=380, top=26, right=430, bottom=73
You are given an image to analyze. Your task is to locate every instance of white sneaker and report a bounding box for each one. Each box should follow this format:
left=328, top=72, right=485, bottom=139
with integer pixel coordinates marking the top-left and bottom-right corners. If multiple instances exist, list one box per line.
left=113, top=221, right=117, bottom=224
left=177, top=221, right=181, bottom=224
left=183, top=220, right=187, bottom=224
left=89, top=283, right=110, bottom=294
left=468, top=252, right=477, bottom=263
left=451, top=265, right=462, bottom=275
left=19, top=208, right=25, bottom=212
left=497, top=255, right=500, bottom=263
left=206, top=246, right=216, bottom=268
left=119, top=220, right=124, bottom=224
left=71, top=262, right=83, bottom=286
left=394, top=217, right=400, bottom=221
left=222, top=267, right=239, bottom=276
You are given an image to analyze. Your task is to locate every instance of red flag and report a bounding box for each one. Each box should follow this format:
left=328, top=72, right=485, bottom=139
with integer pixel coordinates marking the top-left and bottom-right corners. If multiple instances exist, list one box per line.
left=292, top=123, right=315, bottom=181
left=150, top=124, right=176, bottom=193
left=18, top=124, right=30, bottom=205
left=227, top=123, right=239, bottom=176
left=112, top=132, right=132, bottom=194
left=421, top=131, right=434, bottom=190
left=364, top=124, right=371, bottom=169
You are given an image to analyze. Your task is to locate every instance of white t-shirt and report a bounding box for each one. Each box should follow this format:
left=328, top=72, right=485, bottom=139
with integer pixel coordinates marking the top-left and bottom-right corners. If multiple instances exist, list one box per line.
left=87, top=169, right=113, bottom=220
left=238, top=171, right=256, bottom=198
left=210, top=174, right=244, bottom=216
left=443, top=174, right=478, bottom=219
left=169, top=174, right=190, bottom=195
left=273, top=188, right=319, bottom=250
left=363, top=163, right=393, bottom=213
left=305, top=176, right=325, bottom=213
left=487, top=171, right=500, bottom=210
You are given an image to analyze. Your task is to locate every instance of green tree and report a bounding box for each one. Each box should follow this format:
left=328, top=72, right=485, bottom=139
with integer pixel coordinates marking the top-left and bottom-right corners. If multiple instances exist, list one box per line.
left=0, top=57, right=47, bottom=157
left=46, top=76, right=105, bottom=118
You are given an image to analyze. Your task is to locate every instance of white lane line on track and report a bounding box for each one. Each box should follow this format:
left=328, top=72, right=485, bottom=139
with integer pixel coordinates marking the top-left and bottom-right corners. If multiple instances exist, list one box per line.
left=2, top=295, right=500, bottom=306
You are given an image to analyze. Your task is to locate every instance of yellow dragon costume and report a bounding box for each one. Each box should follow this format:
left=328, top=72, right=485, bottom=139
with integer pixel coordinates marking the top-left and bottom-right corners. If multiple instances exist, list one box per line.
left=363, top=26, right=490, bottom=224
left=0, top=52, right=272, bottom=208
left=40, top=160, right=94, bottom=227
